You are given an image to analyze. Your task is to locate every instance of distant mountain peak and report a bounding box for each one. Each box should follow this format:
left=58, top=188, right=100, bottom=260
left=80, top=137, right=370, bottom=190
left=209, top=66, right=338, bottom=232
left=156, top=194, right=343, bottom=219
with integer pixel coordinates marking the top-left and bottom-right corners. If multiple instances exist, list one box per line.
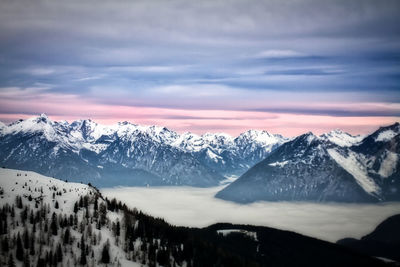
left=117, top=120, right=134, bottom=126
left=0, top=115, right=290, bottom=186
left=294, top=131, right=317, bottom=144
left=320, top=129, right=364, bottom=147
left=34, top=113, right=51, bottom=123
left=38, top=112, right=49, bottom=118
left=374, top=122, right=400, bottom=142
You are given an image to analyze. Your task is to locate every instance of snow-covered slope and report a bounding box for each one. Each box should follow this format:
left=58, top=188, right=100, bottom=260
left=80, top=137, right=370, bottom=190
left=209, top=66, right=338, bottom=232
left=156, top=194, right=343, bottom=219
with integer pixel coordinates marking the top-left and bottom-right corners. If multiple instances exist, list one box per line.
left=0, top=168, right=140, bottom=266
left=327, top=149, right=380, bottom=196
left=320, top=130, right=364, bottom=147
left=0, top=114, right=288, bottom=187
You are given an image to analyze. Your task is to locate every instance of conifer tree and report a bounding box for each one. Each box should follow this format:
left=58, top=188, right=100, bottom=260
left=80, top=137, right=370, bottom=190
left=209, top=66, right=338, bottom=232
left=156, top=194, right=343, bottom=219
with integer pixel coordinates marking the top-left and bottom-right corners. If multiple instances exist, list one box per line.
left=73, top=202, right=78, bottom=213
left=23, top=228, right=29, bottom=250
left=50, top=213, right=58, bottom=236
left=79, top=196, right=83, bottom=208
left=2, top=236, right=9, bottom=252
left=23, top=254, right=30, bottom=267
left=8, top=254, right=15, bottom=267
left=116, top=220, right=120, bottom=237
left=29, top=234, right=35, bottom=256
left=16, top=232, right=24, bottom=261
left=63, top=228, right=70, bottom=244
left=101, top=242, right=110, bottom=264
left=79, top=234, right=86, bottom=265
left=56, top=243, right=63, bottom=262
left=94, top=197, right=98, bottom=211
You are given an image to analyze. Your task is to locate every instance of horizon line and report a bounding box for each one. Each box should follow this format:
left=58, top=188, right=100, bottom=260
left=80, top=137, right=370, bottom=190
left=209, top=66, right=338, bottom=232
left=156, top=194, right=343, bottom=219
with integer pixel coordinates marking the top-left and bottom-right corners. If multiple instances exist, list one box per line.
left=1, top=112, right=398, bottom=139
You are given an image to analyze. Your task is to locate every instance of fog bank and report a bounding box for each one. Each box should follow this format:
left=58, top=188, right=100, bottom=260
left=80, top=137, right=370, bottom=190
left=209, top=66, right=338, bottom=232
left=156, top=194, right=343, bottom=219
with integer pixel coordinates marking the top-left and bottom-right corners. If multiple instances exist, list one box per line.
left=101, top=186, right=400, bottom=242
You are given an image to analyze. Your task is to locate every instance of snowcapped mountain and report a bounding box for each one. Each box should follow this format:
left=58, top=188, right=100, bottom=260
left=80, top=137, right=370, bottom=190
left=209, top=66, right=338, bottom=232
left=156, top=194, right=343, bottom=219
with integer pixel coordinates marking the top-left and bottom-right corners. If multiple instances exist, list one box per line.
left=320, top=129, right=364, bottom=147
left=216, top=123, right=400, bottom=203
left=0, top=114, right=287, bottom=187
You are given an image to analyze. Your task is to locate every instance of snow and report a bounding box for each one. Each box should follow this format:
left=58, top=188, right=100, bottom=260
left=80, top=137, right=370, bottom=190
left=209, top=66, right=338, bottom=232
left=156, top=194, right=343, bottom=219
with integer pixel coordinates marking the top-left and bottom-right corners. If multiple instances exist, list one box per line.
left=82, top=143, right=109, bottom=154
left=321, top=130, right=364, bottom=147
left=0, top=168, right=141, bottom=266
left=2, top=115, right=57, bottom=140
left=0, top=167, right=92, bottom=213
left=269, top=161, right=289, bottom=167
left=236, top=130, right=288, bottom=146
left=0, top=121, right=5, bottom=134
left=206, top=149, right=223, bottom=162
left=217, top=229, right=257, bottom=240
left=0, top=114, right=289, bottom=162
left=172, top=132, right=205, bottom=152
left=327, top=149, right=380, bottom=196
left=376, top=130, right=398, bottom=142
left=375, top=257, right=397, bottom=263
left=378, top=150, right=398, bottom=178
left=219, top=175, right=239, bottom=185
left=101, top=186, right=400, bottom=243
left=305, top=132, right=316, bottom=144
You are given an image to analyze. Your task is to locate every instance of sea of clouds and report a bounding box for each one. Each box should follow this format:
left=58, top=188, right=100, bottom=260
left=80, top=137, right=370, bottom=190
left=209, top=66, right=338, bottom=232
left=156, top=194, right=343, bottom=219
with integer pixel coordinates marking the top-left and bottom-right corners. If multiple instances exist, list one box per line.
left=102, top=185, right=400, bottom=242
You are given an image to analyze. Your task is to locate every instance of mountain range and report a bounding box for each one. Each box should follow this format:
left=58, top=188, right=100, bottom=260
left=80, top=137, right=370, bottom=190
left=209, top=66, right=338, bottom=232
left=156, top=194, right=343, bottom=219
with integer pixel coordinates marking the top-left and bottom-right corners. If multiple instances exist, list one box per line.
left=1, top=114, right=399, bottom=203
left=216, top=123, right=400, bottom=203
left=0, top=114, right=287, bottom=187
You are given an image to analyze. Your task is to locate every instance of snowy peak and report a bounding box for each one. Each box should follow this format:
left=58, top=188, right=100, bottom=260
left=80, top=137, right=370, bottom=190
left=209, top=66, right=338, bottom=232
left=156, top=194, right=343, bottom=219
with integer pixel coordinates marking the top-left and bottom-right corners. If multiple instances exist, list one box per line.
left=236, top=130, right=287, bottom=146
left=201, top=132, right=235, bottom=151
left=34, top=113, right=51, bottom=123
left=374, top=122, right=400, bottom=142
left=1, top=114, right=61, bottom=141
left=321, top=129, right=364, bottom=147
left=144, top=125, right=179, bottom=144
left=0, top=115, right=289, bottom=153
left=0, top=121, right=5, bottom=133
left=217, top=122, right=400, bottom=203
left=172, top=132, right=204, bottom=152
left=294, top=131, right=317, bottom=145
left=3, top=115, right=398, bottom=191
left=69, top=119, right=101, bottom=141
left=0, top=115, right=291, bottom=186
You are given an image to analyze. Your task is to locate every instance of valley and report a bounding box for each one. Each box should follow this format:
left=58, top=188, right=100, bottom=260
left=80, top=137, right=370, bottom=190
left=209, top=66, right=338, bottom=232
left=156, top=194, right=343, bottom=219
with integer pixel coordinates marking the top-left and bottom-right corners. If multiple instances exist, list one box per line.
left=102, top=185, right=400, bottom=243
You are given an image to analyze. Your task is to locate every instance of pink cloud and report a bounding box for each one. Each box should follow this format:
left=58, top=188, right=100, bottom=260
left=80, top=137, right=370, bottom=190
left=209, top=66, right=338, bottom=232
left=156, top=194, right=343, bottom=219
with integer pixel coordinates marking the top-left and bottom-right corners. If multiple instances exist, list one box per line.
left=0, top=90, right=398, bottom=137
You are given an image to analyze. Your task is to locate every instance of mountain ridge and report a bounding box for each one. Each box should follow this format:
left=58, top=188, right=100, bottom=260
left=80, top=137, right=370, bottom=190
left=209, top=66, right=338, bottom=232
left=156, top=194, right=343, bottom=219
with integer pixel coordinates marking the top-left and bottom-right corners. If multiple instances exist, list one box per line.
left=0, top=114, right=289, bottom=187
left=216, top=122, right=400, bottom=203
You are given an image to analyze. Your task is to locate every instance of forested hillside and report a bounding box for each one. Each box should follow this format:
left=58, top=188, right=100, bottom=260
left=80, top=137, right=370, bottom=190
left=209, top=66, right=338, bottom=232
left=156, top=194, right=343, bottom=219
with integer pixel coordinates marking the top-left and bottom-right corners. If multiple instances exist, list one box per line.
left=0, top=168, right=385, bottom=267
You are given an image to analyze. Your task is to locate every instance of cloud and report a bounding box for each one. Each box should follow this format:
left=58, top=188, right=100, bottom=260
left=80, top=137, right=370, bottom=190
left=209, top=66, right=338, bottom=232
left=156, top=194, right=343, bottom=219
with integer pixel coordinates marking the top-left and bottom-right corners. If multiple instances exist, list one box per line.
left=101, top=186, right=400, bottom=242
left=255, top=50, right=305, bottom=59
left=20, top=67, right=56, bottom=76
left=0, top=0, right=399, bottom=133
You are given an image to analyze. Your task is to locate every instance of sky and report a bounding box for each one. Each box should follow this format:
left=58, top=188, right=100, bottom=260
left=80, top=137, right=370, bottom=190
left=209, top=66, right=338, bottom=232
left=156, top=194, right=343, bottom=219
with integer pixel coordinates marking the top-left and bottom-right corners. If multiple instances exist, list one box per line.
left=0, top=0, right=399, bottom=136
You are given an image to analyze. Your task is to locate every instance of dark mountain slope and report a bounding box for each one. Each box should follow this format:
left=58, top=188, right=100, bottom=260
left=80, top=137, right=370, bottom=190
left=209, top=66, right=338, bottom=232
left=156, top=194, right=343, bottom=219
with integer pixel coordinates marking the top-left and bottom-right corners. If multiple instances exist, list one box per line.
left=216, top=133, right=376, bottom=203
left=217, top=123, right=400, bottom=203
left=337, top=214, right=400, bottom=262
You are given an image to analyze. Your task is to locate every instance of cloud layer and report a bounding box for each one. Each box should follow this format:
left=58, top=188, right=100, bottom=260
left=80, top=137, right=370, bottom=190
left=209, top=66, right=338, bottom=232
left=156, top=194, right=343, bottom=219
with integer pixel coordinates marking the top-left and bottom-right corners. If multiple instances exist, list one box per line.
left=101, top=186, right=400, bottom=242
